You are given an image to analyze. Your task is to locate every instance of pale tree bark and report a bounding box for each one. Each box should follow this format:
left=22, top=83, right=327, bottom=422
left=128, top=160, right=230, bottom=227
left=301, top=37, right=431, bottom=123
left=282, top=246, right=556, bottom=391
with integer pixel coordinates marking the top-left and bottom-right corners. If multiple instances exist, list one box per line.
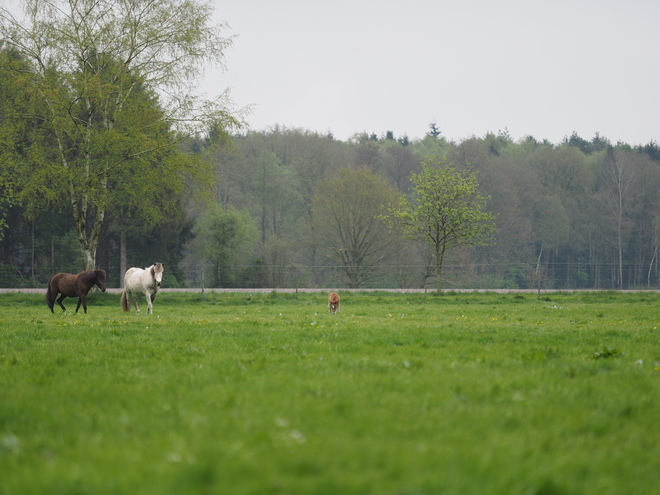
left=534, top=243, right=543, bottom=298
left=434, top=240, right=446, bottom=293
left=601, top=148, right=634, bottom=289
left=120, top=231, right=127, bottom=289
left=417, top=243, right=436, bottom=290
left=649, top=246, right=657, bottom=288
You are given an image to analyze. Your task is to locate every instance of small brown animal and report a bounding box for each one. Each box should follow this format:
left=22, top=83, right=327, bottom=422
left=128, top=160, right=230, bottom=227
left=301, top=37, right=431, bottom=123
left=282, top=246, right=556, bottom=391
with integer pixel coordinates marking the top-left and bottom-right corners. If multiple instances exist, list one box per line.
left=328, top=292, right=340, bottom=314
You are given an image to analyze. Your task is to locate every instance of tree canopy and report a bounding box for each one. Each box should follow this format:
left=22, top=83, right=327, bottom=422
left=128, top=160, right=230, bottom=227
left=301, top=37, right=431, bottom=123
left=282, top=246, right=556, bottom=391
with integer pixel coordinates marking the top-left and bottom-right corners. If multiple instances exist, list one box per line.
left=385, top=156, right=497, bottom=292
left=0, top=0, right=244, bottom=269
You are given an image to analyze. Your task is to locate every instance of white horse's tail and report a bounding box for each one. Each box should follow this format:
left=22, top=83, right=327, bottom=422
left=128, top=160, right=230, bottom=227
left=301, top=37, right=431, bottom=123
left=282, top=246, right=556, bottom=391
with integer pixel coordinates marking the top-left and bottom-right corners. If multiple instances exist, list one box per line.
left=121, top=289, right=129, bottom=312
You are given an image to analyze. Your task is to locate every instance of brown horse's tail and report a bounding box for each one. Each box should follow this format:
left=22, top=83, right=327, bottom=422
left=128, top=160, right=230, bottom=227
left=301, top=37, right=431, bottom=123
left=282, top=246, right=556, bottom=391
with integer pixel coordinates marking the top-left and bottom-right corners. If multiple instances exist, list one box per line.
left=121, top=289, right=129, bottom=312
left=46, top=279, right=54, bottom=311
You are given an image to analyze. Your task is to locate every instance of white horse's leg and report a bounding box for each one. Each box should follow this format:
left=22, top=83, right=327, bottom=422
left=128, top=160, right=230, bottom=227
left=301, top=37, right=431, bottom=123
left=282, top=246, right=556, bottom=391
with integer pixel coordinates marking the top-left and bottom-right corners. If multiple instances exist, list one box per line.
left=146, top=290, right=153, bottom=314
left=132, top=293, right=141, bottom=314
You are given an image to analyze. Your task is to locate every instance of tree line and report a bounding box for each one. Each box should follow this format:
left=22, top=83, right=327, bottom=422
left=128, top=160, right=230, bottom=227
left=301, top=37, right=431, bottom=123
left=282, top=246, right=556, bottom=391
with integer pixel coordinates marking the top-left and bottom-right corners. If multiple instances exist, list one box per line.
left=2, top=1, right=659, bottom=290
left=180, top=127, right=660, bottom=290
left=3, top=119, right=659, bottom=290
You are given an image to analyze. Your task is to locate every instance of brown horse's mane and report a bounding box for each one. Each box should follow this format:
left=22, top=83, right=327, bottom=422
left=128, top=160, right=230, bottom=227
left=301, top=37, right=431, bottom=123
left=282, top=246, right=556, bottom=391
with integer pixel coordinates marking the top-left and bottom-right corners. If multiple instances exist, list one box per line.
left=78, top=269, right=106, bottom=284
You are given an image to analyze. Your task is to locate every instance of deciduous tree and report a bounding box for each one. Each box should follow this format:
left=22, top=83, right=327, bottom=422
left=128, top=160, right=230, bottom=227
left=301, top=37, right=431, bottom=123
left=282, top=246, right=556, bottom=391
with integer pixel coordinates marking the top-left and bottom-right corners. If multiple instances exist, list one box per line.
left=598, top=147, right=636, bottom=289
left=386, top=156, right=497, bottom=292
left=0, top=0, right=243, bottom=269
left=312, top=167, right=400, bottom=288
left=0, top=47, right=30, bottom=239
left=187, top=204, right=256, bottom=287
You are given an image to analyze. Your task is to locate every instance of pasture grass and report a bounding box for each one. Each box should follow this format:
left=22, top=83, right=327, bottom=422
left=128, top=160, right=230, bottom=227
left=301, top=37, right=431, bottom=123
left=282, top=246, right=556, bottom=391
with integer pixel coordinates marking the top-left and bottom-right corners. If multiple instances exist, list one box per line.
left=1, top=290, right=660, bottom=494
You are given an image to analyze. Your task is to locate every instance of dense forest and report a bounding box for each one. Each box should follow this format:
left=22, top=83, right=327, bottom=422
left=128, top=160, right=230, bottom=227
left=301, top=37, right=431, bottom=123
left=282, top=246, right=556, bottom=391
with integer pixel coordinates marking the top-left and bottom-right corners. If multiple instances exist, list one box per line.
left=2, top=120, right=660, bottom=290
left=1, top=1, right=658, bottom=290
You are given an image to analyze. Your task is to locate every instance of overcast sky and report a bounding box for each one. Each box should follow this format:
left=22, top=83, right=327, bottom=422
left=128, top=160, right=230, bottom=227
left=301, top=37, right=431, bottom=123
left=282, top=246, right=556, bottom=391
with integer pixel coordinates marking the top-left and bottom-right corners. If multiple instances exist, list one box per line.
left=206, top=0, right=659, bottom=145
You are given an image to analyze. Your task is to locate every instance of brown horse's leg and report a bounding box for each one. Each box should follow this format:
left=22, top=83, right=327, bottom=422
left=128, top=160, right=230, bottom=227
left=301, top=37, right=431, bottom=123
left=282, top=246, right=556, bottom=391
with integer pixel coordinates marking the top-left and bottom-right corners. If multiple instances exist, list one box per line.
left=56, top=294, right=67, bottom=312
left=75, top=296, right=86, bottom=313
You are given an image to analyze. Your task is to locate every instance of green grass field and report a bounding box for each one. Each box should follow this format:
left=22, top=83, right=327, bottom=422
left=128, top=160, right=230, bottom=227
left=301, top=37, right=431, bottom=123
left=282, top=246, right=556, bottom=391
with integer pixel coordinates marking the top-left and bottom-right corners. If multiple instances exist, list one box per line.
left=1, top=290, right=660, bottom=495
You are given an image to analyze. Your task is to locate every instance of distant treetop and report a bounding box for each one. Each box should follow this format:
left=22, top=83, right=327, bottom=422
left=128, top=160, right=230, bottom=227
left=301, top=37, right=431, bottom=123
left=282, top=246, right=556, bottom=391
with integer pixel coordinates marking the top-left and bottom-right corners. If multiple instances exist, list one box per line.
left=427, top=121, right=441, bottom=138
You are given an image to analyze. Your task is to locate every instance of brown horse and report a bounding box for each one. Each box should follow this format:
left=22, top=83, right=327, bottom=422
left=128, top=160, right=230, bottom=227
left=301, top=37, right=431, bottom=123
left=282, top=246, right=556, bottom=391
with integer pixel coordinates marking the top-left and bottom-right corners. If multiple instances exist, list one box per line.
left=328, top=292, right=340, bottom=314
left=46, top=269, right=107, bottom=313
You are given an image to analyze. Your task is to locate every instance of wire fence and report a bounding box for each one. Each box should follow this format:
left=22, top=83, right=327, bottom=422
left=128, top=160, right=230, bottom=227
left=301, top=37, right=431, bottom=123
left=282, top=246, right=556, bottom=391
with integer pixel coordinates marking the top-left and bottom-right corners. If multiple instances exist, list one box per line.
left=3, top=260, right=659, bottom=291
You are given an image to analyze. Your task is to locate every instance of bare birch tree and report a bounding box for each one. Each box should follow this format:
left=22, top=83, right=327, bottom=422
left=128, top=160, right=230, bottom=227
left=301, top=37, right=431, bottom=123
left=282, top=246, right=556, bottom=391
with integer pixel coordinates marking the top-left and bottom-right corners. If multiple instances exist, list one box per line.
left=599, top=147, right=635, bottom=289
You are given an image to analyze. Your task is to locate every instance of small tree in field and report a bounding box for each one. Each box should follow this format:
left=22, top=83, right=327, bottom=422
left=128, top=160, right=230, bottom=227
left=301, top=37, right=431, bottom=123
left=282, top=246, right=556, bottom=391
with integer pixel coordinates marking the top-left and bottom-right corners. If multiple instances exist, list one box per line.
left=386, top=156, right=497, bottom=292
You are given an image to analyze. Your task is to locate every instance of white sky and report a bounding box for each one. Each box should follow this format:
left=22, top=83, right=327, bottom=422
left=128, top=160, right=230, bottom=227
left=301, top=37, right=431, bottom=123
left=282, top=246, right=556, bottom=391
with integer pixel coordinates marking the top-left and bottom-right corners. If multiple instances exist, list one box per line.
left=207, top=0, right=660, bottom=145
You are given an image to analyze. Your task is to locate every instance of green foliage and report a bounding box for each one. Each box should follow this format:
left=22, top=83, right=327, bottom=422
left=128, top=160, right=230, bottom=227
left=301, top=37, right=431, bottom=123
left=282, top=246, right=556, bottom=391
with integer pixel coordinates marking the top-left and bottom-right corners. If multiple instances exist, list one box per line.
left=0, top=0, right=241, bottom=269
left=188, top=204, right=257, bottom=287
left=1, top=291, right=660, bottom=494
left=565, top=131, right=610, bottom=154
left=593, top=346, right=624, bottom=359
left=0, top=47, right=37, bottom=237
left=386, top=156, right=497, bottom=291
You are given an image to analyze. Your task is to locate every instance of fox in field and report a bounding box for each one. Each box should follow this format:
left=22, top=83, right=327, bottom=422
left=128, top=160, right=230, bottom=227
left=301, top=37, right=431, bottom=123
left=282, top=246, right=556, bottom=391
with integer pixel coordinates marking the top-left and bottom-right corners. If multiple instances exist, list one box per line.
left=328, top=292, right=340, bottom=314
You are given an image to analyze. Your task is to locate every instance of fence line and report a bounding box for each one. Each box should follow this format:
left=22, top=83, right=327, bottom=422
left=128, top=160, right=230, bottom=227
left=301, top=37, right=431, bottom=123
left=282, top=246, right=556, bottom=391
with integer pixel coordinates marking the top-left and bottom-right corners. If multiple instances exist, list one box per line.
left=1, top=260, right=658, bottom=290
left=3, top=288, right=660, bottom=295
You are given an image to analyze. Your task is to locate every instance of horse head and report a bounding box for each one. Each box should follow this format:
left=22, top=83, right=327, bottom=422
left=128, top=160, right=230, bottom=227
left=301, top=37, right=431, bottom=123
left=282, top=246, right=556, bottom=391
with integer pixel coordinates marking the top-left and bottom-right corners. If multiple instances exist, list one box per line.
left=152, top=263, right=164, bottom=287
left=95, top=269, right=107, bottom=292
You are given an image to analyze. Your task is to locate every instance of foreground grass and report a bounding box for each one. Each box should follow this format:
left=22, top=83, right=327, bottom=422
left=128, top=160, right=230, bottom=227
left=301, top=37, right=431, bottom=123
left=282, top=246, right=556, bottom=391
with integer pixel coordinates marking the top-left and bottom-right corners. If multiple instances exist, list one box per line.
left=1, top=290, right=660, bottom=494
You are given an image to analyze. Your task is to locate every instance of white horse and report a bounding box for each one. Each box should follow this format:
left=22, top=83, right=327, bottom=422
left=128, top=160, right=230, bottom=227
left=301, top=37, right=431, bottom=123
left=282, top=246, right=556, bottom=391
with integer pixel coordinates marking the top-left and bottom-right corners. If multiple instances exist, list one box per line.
left=121, top=263, right=164, bottom=314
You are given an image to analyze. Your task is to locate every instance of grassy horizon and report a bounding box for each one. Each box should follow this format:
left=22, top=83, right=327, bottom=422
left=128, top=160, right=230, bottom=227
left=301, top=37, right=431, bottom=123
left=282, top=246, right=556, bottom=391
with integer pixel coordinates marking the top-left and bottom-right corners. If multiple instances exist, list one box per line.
left=1, top=291, right=660, bottom=494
